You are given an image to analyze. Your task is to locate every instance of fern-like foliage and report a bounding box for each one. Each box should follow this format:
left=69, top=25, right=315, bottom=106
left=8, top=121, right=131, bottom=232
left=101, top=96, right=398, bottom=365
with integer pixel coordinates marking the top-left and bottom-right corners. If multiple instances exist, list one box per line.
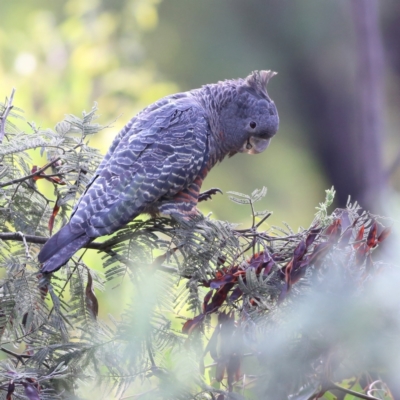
left=0, top=94, right=396, bottom=400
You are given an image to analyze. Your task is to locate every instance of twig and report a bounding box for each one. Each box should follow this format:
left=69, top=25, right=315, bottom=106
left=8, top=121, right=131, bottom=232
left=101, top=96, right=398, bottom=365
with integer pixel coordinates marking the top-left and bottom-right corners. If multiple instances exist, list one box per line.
left=327, top=381, right=381, bottom=400
left=0, top=143, right=83, bottom=188
left=0, top=232, right=102, bottom=249
left=17, top=232, right=31, bottom=259
left=255, top=212, right=272, bottom=228
left=0, top=232, right=62, bottom=247
left=0, top=88, right=16, bottom=144
left=0, top=346, right=31, bottom=364
left=0, top=231, right=178, bottom=274
left=249, top=199, right=256, bottom=228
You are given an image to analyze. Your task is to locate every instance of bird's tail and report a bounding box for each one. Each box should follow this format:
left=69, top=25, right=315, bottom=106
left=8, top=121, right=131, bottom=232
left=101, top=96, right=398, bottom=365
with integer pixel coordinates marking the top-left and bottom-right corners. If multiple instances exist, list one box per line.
left=38, top=224, right=91, bottom=273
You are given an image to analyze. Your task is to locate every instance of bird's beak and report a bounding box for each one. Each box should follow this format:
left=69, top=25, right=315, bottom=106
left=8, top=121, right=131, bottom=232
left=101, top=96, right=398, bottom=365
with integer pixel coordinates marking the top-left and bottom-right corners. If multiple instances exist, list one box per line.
left=240, top=137, right=271, bottom=154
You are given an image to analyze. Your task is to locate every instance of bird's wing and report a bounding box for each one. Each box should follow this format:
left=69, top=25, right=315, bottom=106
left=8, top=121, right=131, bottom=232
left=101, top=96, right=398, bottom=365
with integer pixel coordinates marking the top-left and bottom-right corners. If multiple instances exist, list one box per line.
left=69, top=96, right=210, bottom=237
left=71, top=96, right=177, bottom=215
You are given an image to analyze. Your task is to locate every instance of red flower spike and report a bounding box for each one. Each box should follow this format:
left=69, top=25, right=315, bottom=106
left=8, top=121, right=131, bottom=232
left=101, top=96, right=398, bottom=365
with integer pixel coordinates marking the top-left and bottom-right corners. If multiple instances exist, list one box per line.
left=293, top=268, right=308, bottom=284
left=85, top=270, right=99, bottom=319
left=293, top=240, right=307, bottom=261
left=284, top=259, right=294, bottom=286
left=291, top=240, right=308, bottom=273
left=6, top=381, right=14, bottom=400
left=48, top=176, right=65, bottom=184
left=31, top=165, right=66, bottom=185
left=325, top=219, right=342, bottom=242
left=229, top=287, right=242, bottom=302
left=39, top=284, right=49, bottom=300
left=214, top=270, right=225, bottom=279
left=298, top=255, right=310, bottom=269
left=202, top=289, right=214, bottom=313
left=48, top=201, right=60, bottom=235
left=367, top=221, right=378, bottom=249
left=263, top=259, right=275, bottom=276
left=272, top=253, right=285, bottom=262
left=232, top=270, right=246, bottom=277
left=181, top=319, right=193, bottom=335
left=247, top=251, right=271, bottom=273
left=290, top=267, right=307, bottom=285
left=205, top=283, right=234, bottom=314
left=22, top=382, right=40, bottom=400
left=353, top=225, right=365, bottom=250
left=210, top=274, right=235, bottom=289
left=25, top=378, right=40, bottom=389
left=182, top=314, right=205, bottom=335
left=306, top=228, right=322, bottom=248
left=278, top=258, right=295, bottom=302
left=377, top=227, right=391, bottom=243
left=31, top=166, right=40, bottom=182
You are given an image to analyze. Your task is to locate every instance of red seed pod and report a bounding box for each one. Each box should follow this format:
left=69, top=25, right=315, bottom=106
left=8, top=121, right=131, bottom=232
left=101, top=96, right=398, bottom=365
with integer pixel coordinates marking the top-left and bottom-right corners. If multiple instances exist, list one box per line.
left=353, top=225, right=365, bottom=250
left=366, top=221, right=378, bottom=249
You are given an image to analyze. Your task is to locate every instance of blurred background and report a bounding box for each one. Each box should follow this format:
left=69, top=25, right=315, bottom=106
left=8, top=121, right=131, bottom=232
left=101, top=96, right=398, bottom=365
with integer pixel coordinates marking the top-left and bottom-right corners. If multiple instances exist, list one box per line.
left=1, top=0, right=400, bottom=227
left=2, top=0, right=400, bottom=397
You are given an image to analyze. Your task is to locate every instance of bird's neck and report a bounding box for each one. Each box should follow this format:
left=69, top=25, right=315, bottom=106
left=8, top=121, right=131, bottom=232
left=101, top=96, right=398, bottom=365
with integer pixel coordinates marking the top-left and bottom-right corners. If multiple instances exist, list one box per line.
left=192, top=83, right=238, bottom=165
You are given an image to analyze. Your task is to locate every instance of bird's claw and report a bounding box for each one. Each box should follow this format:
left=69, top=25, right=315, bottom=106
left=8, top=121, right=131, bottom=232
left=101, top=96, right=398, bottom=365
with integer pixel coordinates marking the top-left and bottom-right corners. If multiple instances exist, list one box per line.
left=198, top=188, right=223, bottom=202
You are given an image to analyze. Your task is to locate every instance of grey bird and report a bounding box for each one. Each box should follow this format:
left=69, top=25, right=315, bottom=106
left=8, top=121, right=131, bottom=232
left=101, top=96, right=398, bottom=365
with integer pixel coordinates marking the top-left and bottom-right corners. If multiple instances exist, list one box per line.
left=38, top=70, right=279, bottom=273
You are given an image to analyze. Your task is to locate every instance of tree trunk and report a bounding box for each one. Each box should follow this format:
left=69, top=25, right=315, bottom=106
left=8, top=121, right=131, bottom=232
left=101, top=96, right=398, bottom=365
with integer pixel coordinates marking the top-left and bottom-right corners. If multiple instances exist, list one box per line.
left=350, top=0, right=385, bottom=209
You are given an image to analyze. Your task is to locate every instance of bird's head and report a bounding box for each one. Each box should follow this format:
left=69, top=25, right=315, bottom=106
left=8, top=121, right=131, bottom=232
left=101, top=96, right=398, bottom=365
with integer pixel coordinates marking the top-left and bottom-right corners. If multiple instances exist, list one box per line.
left=220, top=70, right=279, bottom=155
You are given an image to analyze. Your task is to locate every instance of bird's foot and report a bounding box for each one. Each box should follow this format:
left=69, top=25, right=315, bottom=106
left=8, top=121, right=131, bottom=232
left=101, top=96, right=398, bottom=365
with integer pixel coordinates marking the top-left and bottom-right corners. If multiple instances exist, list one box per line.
left=198, top=188, right=223, bottom=202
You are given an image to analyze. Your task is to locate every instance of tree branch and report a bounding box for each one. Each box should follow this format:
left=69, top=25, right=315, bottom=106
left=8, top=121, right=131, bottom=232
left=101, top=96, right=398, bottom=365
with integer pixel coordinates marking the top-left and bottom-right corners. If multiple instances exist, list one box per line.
left=0, top=88, right=15, bottom=144
left=0, top=232, right=102, bottom=248
left=0, top=231, right=178, bottom=274
left=350, top=0, right=385, bottom=208
left=327, top=381, right=381, bottom=400
left=0, top=144, right=82, bottom=188
left=0, top=347, right=31, bottom=365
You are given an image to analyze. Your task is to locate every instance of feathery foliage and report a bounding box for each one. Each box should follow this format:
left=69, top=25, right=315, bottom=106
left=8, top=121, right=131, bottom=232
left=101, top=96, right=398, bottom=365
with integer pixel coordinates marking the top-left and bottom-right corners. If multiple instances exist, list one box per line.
left=0, top=92, right=397, bottom=400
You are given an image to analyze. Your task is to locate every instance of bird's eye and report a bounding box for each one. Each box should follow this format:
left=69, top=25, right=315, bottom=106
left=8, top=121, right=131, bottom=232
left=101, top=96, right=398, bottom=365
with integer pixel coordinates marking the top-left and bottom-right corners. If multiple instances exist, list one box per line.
left=250, top=121, right=257, bottom=129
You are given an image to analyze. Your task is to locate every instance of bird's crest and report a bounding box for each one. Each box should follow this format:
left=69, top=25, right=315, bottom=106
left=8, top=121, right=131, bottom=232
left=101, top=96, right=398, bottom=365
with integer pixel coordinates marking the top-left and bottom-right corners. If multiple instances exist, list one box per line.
left=244, top=70, right=277, bottom=99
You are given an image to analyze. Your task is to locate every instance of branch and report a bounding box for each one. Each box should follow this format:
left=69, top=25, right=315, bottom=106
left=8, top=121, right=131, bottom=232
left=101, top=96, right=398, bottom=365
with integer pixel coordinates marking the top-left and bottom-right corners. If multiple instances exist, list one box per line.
left=326, top=381, right=381, bottom=400
left=350, top=0, right=385, bottom=207
left=0, top=88, right=16, bottom=144
left=0, top=231, right=178, bottom=274
left=0, top=347, right=31, bottom=364
left=0, top=232, right=91, bottom=247
left=0, top=144, right=82, bottom=188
